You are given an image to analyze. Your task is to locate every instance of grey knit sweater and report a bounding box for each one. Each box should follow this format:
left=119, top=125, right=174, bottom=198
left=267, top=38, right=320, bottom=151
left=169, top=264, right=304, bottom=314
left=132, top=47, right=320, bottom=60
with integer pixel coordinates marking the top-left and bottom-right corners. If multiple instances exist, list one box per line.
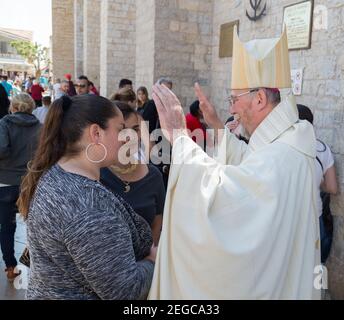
left=26, top=164, right=154, bottom=300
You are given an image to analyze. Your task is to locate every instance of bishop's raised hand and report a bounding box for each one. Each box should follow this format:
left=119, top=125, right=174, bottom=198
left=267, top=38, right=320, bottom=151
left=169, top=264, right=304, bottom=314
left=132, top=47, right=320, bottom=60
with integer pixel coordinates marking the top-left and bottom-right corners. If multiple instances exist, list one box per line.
left=152, top=84, right=188, bottom=144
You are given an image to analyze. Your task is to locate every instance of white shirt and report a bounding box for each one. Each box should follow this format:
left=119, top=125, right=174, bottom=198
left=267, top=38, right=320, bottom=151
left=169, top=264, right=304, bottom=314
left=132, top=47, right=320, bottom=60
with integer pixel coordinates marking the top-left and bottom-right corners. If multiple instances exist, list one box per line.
left=53, top=83, right=63, bottom=99
left=33, top=106, right=50, bottom=124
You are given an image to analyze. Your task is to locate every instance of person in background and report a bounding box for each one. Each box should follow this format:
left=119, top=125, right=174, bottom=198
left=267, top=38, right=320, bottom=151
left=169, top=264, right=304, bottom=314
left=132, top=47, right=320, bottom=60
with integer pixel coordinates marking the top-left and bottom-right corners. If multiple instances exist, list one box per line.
left=110, top=88, right=137, bottom=110
left=119, top=79, right=133, bottom=90
left=142, top=77, right=173, bottom=135
left=137, top=87, right=149, bottom=114
left=0, top=84, right=10, bottom=119
left=185, top=100, right=207, bottom=150
left=297, top=104, right=338, bottom=264
left=47, top=77, right=53, bottom=97
left=139, top=78, right=174, bottom=190
left=64, top=74, right=77, bottom=97
left=157, top=77, right=173, bottom=90
left=0, top=94, right=41, bottom=282
left=89, top=82, right=100, bottom=96
left=101, top=102, right=165, bottom=246
left=17, top=94, right=156, bottom=300
left=75, top=75, right=91, bottom=95
left=1, top=76, right=13, bottom=97
left=52, top=78, right=61, bottom=100
left=30, top=80, right=45, bottom=107
left=33, top=96, right=52, bottom=124
left=25, top=77, right=33, bottom=94
left=55, top=80, right=70, bottom=100
left=12, top=80, right=22, bottom=96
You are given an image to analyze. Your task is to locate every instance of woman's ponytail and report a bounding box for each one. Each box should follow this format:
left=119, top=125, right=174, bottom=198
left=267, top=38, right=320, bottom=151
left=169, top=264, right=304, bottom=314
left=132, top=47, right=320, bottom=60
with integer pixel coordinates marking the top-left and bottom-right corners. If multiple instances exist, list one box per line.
left=18, top=97, right=69, bottom=218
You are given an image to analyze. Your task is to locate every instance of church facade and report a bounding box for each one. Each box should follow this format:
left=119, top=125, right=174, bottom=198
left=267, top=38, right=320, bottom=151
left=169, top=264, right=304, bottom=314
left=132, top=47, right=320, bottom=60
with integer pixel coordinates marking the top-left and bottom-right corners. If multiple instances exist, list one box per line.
left=52, top=0, right=344, bottom=299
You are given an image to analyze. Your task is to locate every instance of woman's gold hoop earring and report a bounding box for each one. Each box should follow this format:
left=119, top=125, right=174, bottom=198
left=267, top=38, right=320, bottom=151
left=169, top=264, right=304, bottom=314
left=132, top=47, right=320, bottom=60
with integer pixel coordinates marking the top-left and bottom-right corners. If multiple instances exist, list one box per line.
left=85, top=143, right=108, bottom=164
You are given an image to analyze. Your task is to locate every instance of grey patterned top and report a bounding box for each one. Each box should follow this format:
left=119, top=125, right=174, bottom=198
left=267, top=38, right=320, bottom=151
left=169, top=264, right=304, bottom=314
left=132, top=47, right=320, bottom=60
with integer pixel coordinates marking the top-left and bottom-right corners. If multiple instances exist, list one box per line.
left=26, top=164, right=154, bottom=300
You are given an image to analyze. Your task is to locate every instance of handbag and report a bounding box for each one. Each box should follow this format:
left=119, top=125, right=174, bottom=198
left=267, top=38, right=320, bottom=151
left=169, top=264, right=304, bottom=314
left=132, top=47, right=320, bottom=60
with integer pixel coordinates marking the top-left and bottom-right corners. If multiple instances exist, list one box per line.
left=19, top=247, right=30, bottom=268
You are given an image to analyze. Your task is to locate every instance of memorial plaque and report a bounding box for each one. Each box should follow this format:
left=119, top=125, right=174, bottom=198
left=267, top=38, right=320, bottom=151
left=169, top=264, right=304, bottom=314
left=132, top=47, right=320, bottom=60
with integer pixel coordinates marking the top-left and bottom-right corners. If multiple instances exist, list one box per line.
left=283, top=0, right=314, bottom=50
left=219, top=20, right=239, bottom=58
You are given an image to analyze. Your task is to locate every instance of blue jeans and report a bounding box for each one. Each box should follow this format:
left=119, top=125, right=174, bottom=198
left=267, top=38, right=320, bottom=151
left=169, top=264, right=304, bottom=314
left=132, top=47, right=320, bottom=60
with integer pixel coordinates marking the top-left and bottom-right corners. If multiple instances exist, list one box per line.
left=320, top=214, right=333, bottom=264
left=0, top=186, right=19, bottom=268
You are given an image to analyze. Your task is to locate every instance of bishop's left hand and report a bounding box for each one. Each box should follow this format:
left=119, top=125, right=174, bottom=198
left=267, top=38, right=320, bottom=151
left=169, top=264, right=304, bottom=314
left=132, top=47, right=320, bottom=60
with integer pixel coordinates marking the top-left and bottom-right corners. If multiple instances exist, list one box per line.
left=152, top=84, right=188, bottom=144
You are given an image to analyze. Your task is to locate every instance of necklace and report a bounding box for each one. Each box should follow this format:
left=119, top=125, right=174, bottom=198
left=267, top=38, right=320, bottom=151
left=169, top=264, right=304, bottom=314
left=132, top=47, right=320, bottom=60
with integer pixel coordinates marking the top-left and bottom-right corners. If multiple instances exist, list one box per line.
left=110, top=164, right=138, bottom=175
left=109, top=164, right=140, bottom=193
left=123, top=181, right=131, bottom=193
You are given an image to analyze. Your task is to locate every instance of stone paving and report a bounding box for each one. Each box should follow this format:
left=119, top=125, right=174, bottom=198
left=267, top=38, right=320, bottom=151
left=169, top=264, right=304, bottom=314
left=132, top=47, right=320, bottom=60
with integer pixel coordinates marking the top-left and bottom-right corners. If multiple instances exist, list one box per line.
left=0, top=215, right=27, bottom=300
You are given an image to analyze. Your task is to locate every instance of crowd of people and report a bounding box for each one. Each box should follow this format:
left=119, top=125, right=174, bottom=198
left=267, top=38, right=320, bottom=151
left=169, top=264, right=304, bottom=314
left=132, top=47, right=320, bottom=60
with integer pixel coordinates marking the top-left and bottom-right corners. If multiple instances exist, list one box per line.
left=0, top=26, right=339, bottom=300
left=0, top=73, right=174, bottom=290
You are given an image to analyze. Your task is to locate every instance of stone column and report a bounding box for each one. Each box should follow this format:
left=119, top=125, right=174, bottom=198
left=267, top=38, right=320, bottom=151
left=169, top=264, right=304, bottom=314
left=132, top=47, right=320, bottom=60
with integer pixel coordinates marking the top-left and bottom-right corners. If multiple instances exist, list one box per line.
left=52, top=0, right=75, bottom=81
left=83, top=0, right=101, bottom=88
left=100, top=0, right=136, bottom=98
left=74, top=0, right=84, bottom=79
left=136, top=0, right=214, bottom=109
left=135, top=0, right=155, bottom=91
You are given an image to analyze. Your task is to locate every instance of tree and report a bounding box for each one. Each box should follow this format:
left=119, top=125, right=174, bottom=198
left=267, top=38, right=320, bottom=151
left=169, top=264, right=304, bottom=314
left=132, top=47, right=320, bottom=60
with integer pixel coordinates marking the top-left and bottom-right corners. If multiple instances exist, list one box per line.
left=10, top=40, right=50, bottom=78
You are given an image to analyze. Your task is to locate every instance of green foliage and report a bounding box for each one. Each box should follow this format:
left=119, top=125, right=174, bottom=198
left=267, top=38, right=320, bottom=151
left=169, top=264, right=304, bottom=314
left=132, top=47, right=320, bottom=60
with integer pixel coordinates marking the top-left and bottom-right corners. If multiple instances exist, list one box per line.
left=10, top=40, right=50, bottom=77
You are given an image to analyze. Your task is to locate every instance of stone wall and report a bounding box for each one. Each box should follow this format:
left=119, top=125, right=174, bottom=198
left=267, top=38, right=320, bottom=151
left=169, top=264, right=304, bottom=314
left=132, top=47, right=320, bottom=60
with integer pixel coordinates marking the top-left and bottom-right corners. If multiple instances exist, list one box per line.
left=74, top=0, right=84, bottom=79
left=153, top=0, right=213, bottom=109
left=211, top=0, right=344, bottom=299
left=51, top=0, right=74, bottom=81
left=83, top=0, right=101, bottom=88
left=135, top=0, right=156, bottom=92
left=100, top=0, right=136, bottom=98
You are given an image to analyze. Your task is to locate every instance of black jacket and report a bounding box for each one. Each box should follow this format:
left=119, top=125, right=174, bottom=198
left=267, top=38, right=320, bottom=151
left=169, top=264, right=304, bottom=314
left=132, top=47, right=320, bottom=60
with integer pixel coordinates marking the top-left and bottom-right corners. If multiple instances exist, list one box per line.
left=141, top=100, right=159, bottom=134
left=0, top=84, right=10, bottom=119
left=0, top=112, right=41, bottom=185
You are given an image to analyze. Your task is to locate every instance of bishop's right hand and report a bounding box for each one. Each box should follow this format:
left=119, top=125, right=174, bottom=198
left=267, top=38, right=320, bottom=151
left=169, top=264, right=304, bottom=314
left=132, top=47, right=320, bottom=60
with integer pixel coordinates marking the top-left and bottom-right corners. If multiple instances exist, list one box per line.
left=152, top=84, right=188, bottom=145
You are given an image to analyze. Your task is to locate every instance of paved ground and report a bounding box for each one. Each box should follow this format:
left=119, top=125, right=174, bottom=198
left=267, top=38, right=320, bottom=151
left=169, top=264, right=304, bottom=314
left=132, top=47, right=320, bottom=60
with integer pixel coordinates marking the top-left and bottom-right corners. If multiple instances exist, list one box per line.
left=0, top=215, right=27, bottom=300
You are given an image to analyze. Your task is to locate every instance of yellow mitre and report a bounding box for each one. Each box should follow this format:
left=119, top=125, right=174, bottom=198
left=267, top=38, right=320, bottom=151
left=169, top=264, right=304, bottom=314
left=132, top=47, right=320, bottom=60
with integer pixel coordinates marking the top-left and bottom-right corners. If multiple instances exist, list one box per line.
left=231, top=25, right=291, bottom=90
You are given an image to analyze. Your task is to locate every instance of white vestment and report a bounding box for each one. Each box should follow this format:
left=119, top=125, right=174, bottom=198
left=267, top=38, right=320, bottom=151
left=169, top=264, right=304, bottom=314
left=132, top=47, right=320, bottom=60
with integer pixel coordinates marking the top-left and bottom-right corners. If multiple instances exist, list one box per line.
left=148, top=96, right=321, bottom=300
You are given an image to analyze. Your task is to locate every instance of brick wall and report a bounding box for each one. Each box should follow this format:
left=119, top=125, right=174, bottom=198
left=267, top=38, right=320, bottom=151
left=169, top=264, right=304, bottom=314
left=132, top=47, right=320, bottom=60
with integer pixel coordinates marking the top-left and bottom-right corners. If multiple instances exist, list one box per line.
left=74, top=0, right=84, bottom=79
left=100, top=0, right=136, bottom=97
left=154, top=0, right=213, bottom=110
left=83, top=0, right=101, bottom=88
left=135, top=0, right=155, bottom=93
left=51, top=0, right=74, bottom=81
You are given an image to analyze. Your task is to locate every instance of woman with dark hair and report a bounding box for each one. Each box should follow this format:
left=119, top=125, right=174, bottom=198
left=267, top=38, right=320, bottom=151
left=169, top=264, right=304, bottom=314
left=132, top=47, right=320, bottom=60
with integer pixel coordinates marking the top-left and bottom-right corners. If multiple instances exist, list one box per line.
left=0, top=83, right=10, bottom=119
left=137, top=87, right=149, bottom=112
left=101, top=102, right=165, bottom=245
left=18, top=94, right=156, bottom=300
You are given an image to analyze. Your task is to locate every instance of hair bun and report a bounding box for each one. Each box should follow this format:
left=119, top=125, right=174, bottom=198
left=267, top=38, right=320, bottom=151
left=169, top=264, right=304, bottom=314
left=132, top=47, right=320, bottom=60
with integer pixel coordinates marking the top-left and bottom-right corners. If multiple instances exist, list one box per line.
left=61, top=96, right=72, bottom=112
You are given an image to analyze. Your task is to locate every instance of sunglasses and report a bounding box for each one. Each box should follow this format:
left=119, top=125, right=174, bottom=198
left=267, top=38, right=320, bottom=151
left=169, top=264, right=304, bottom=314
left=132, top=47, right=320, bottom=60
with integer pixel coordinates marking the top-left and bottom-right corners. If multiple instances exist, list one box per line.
left=75, top=84, right=87, bottom=88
